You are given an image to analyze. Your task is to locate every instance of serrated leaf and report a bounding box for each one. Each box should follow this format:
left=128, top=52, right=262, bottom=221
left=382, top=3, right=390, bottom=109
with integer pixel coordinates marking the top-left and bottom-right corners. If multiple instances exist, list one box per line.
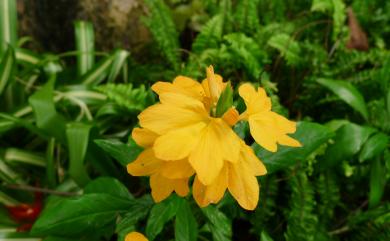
left=192, top=14, right=224, bottom=53
left=268, top=33, right=301, bottom=65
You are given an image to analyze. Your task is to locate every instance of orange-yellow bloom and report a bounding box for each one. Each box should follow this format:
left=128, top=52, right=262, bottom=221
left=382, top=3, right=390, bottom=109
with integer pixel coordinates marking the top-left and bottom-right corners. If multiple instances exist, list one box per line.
left=126, top=66, right=300, bottom=210
left=125, top=232, right=148, bottom=241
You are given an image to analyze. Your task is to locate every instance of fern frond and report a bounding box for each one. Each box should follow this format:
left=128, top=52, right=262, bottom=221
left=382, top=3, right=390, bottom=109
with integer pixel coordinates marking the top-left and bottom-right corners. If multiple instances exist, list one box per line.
left=223, top=33, right=266, bottom=79
left=143, top=0, right=180, bottom=70
left=268, top=33, right=301, bottom=66
left=95, top=84, right=152, bottom=112
left=285, top=171, right=319, bottom=241
left=316, top=172, right=340, bottom=223
left=234, top=0, right=260, bottom=33
left=192, top=14, right=224, bottom=53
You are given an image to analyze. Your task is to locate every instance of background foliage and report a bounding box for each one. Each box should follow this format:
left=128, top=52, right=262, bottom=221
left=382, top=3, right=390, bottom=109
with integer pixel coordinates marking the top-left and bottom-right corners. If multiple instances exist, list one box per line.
left=0, top=0, right=389, bottom=240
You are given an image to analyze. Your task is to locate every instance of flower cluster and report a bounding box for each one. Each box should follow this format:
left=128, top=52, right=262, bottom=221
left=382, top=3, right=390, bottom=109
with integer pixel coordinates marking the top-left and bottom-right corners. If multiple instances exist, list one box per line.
left=127, top=66, right=301, bottom=210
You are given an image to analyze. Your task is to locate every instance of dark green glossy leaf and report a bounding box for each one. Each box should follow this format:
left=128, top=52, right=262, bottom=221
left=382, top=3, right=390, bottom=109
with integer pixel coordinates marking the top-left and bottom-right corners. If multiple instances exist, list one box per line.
left=31, top=193, right=133, bottom=237
left=202, top=206, right=231, bottom=241
left=66, top=123, right=91, bottom=186
left=359, top=132, right=388, bottom=162
left=261, top=231, right=274, bottom=241
left=369, top=157, right=386, bottom=208
left=317, top=78, right=368, bottom=120
left=216, top=82, right=233, bottom=117
left=253, top=122, right=334, bottom=173
left=84, top=177, right=133, bottom=199
left=146, top=196, right=180, bottom=240
left=94, top=138, right=142, bottom=166
left=322, top=122, right=375, bottom=168
left=175, top=199, right=197, bottom=241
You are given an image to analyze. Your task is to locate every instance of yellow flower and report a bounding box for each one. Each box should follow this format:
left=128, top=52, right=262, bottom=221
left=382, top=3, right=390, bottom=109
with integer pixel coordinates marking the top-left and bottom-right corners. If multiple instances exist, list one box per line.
left=138, top=67, right=241, bottom=185
left=125, top=232, right=148, bottom=241
left=127, top=128, right=193, bottom=202
left=239, top=83, right=301, bottom=152
left=193, top=142, right=267, bottom=210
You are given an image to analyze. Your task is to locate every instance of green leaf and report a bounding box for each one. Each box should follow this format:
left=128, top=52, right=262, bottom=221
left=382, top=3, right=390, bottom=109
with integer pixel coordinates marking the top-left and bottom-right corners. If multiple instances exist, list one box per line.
left=116, top=195, right=153, bottom=233
left=311, top=0, right=332, bottom=12
left=31, top=193, right=133, bottom=237
left=66, top=123, right=91, bottom=187
left=84, top=177, right=133, bottom=199
left=46, top=138, right=57, bottom=188
left=359, top=132, right=389, bottom=162
left=322, top=122, right=374, bottom=168
left=253, top=122, right=334, bottom=173
left=216, top=82, right=233, bottom=117
left=15, top=48, right=40, bottom=65
left=175, top=199, right=198, bottom=241
left=0, top=0, right=17, bottom=54
left=146, top=196, right=180, bottom=240
left=261, top=231, right=274, bottom=241
left=317, top=78, right=368, bottom=120
left=0, top=45, right=15, bottom=96
left=75, top=21, right=95, bottom=76
left=201, top=206, right=232, bottom=241
left=107, top=49, right=129, bottom=82
left=4, top=148, right=46, bottom=167
left=28, top=76, right=67, bottom=142
left=369, top=157, right=386, bottom=208
left=94, top=139, right=142, bottom=166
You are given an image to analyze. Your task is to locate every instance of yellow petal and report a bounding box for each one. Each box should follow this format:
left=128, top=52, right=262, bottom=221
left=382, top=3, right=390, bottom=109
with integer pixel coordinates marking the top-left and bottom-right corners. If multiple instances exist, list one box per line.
left=159, top=92, right=207, bottom=114
left=127, top=149, right=163, bottom=176
left=153, top=122, right=206, bottom=160
left=228, top=162, right=259, bottom=210
left=238, top=83, right=257, bottom=103
left=240, top=144, right=267, bottom=176
left=189, top=119, right=240, bottom=185
left=150, top=174, right=175, bottom=202
left=138, top=103, right=205, bottom=135
left=271, top=112, right=297, bottom=133
left=125, top=232, right=148, bottom=241
left=222, top=107, right=240, bottom=126
left=152, top=76, right=205, bottom=101
left=132, top=128, right=158, bottom=148
left=192, top=165, right=228, bottom=207
left=173, top=178, right=190, bottom=197
left=248, top=114, right=279, bottom=152
left=239, top=83, right=271, bottom=115
left=277, top=134, right=302, bottom=147
left=161, top=159, right=194, bottom=179
left=206, top=66, right=222, bottom=104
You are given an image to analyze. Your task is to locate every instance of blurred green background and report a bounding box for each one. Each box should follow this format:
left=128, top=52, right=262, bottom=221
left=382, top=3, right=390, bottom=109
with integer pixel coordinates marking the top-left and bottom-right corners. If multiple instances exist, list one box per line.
left=0, top=0, right=389, bottom=241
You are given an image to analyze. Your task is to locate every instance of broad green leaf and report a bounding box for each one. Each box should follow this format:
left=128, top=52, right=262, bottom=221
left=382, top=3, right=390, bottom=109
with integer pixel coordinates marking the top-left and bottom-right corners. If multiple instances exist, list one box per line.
left=317, top=78, right=368, bottom=120
left=81, top=54, right=114, bottom=85
left=116, top=195, right=153, bottom=233
left=0, top=113, right=48, bottom=138
left=359, top=132, right=388, bottom=162
left=253, top=122, right=334, bottom=173
left=66, top=123, right=91, bottom=187
left=84, top=177, right=133, bottom=199
left=216, top=82, right=233, bottom=117
left=201, top=206, right=231, bottom=241
left=146, top=196, right=180, bottom=240
left=31, top=193, right=133, bottom=237
left=107, top=49, right=129, bottom=82
left=175, top=199, right=198, bottom=241
left=0, top=0, right=17, bottom=54
left=75, top=21, right=95, bottom=76
left=94, top=139, right=142, bottom=166
left=28, top=76, right=67, bottom=142
left=0, top=45, right=15, bottom=96
left=369, top=158, right=386, bottom=208
left=0, top=229, right=40, bottom=241
left=322, top=122, right=374, bottom=168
